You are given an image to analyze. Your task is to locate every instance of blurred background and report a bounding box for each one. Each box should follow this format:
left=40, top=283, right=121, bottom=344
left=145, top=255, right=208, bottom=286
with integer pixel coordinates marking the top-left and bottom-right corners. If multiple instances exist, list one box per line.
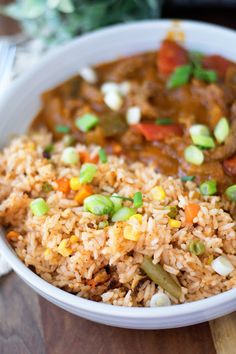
left=0, top=0, right=235, bottom=81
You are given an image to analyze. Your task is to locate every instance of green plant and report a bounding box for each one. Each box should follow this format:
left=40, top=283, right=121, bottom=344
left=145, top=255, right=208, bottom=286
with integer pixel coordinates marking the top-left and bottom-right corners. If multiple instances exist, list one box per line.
left=1, top=0, right=163, bottom=45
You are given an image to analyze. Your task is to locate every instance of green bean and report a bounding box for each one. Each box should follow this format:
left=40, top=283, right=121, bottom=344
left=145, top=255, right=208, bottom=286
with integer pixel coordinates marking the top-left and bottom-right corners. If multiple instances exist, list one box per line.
left=140, top=256, right=182, bottom=300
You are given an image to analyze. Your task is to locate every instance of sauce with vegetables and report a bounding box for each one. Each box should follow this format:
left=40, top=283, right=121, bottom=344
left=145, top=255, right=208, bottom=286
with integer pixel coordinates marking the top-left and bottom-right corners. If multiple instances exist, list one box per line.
left=32, top=39, right=236, bottom=192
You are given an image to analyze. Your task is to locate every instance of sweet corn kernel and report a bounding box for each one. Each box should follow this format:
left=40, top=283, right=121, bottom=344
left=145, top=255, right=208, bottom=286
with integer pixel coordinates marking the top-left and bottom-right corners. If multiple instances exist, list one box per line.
left=27, top=142, right=35, bottom=151
left=44, top=248, right=52, bottom=259
left=70, top=177, right=81, bottom=191
left=70, top=235, right=79, bottom=244
left=123, top=225, right=140, bottom=241
left=129, top=214, right=142, bottom=223
left=151, top=186, right=166, bottom=201
left=57, top=239, right=73, bottom=257
left=168, top=219, right=181, bottom=228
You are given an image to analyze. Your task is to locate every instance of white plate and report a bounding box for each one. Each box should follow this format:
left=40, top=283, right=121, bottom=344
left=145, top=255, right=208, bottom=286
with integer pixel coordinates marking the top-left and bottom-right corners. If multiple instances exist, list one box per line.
left=1, top=20, right=236, bottom=329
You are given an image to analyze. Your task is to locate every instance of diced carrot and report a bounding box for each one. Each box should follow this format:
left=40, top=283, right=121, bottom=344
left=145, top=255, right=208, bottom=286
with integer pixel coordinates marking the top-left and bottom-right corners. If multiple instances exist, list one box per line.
left=79, top=151, right=99, bottom=164
left=74, top=185, right=93, bottom=204
left=133, top=123, right=183, bottom=142
left=202, top=55, right=236, bottom=78
left=185, top=204, right=200, bottom=224
left=7, top=230, right=19, bottom=241
left=55, top=177, right=70, bottom=194
left=223, top=155, right=236, bottom=176
left=157, top=39, right=189, bottom=76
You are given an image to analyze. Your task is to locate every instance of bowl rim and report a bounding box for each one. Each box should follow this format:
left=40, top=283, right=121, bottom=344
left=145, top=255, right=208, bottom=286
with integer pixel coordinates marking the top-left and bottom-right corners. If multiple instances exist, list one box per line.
left=1, top=19, right=236, bottom=319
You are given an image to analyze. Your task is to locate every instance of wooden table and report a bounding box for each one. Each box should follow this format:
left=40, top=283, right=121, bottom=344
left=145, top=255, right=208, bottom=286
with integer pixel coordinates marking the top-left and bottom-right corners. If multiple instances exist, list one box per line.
left=0, top=7, right=236, bottom=354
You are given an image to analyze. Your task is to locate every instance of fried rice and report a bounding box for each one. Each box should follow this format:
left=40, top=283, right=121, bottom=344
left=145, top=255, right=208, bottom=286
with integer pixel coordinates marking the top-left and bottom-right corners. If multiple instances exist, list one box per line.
left=0, top=131, right=236, bottom=307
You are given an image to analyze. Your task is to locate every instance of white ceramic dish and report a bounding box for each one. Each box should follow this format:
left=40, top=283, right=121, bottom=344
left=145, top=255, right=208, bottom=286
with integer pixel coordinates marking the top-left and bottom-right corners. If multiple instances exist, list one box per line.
left=1, top=20, right=236, bottom=329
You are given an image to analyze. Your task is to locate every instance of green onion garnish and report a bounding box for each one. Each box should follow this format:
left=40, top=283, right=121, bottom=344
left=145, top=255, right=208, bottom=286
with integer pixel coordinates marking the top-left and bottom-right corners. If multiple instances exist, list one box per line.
left=189, top=124, right=210, bottom=138
left=98, top=148, right=107, bottom=163
left=181, top=176, right=196, bottom=182
left=191, top=135, right=215, bottom=149
left=225, top=185, right=236, bottom=201
left=110, top=194, right=123, bottom=213
left=55, top=124, right=70, bottom=134
left=79, top=163, right=97, bottom=184
left=111, top=207, right=136, bottom=222
left=193, top=66, right=217, bottom=83
left=133, top=192, right=143, bottom=208
left=184, top=145, right=204, bottom=166
left=61, top=147, right=79, bottom=165
left=42, top=182, right=53, bottom=193
left=214, top=117, right=230, bottom=144
left=84, top=194, right=114, bottom=215
left=30, top=198, right=49, bottom=216
left=166, top=64, right=193, bottom=89
left=155, top=118, right=173, bottom=125
left=44, top=144, right=54, bottom=153
left=200, top=180, right=217, bottom=196
left=188, top=240, right=205, bottom=256
left=75, top=113, right=99, bottom=132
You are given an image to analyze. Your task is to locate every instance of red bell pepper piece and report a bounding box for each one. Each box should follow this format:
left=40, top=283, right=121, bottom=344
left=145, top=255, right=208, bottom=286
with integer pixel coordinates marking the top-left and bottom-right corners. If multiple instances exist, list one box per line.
left=202, top=55, right=236, bottom=78
left=134, top=123, right=183, bottom=142
left=223, top=155, right=236, bottom=176
left=157, top=39, right=189, bottom=76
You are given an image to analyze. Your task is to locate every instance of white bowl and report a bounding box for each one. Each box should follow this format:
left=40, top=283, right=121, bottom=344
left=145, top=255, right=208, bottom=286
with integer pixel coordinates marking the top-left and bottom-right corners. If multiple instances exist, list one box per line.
left=1, top=20, right=236, bottom=329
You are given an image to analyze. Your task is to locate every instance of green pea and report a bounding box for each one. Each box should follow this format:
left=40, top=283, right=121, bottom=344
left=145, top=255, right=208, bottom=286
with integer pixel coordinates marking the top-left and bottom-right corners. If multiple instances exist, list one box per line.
left=188, top=240, right=205, bottom=256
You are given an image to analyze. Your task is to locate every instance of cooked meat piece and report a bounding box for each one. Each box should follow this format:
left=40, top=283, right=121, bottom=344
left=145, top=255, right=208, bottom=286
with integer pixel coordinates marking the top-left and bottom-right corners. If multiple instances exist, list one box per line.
left=120, top=127, right=143, bottom=148
left=106, top=54, right=153, bottom=81
left=191, top=80, right=227, bottom=128
left=80, top=81, right=103, bottom=104
left=205, top=102, right=236, bottom=161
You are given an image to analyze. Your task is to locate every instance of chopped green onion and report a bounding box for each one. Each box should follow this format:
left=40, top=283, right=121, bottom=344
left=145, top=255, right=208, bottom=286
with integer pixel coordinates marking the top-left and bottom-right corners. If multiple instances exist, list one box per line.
left=42, top=182, right=53, bottom=193
left=141, top=256, right=182, bottom=299
left=193, top=66, right=217, bottom=83
left=110, top=194, right=123, bottom=213
left=98, top=148, right=107, bottom=163
left=181, top=175, right=196, bottom=182
left=155, top=118, right=173, bottom=125
left=189, top=124, right=210, bottom=138
left=200, top=180, right=217, bottom=196
left=184, top=145, right=204, bottom=165
left=61, top=147, right=79, bottom=165
left=191, top=135, right=215, bottom=149
left=63, top=134, right=76, bottom=146
left=133, top=192, right=143, bottom=208
left=30, top=198, right=49, bottom=216
left=98, top=220, right=109, bottom=229
left=79, top=163, right=97, bottom=184
left=55, top=124, right=70, bottom=134
left=166, top=64, right=193, bottom=89
left=44, top=144, right=54, bottom=153
left=225, top=185, right=236, bottom=201
left=84, top=194, right=114, bottom=215
left=75, top=113, right=99, bottom=132
left=111, top=207, right=136, bottom=222
left=165, top=205, right=178, bottom=218
left=188, top=240, right=205, bottom=256
left=214, top=117, right=230, bottom=144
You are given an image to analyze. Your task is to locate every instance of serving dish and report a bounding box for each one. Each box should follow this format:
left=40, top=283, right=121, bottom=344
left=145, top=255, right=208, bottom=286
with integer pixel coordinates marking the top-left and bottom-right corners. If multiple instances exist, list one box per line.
left=0, top=20, right=236, bottom=329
